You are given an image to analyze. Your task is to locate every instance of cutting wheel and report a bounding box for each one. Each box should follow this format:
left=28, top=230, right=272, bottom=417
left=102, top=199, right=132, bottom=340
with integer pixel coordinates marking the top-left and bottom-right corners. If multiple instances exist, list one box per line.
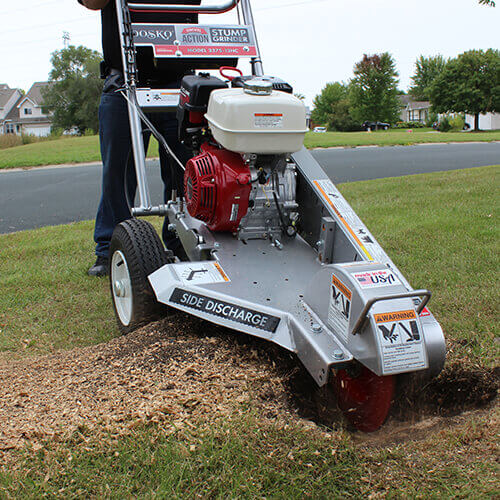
left=333, top=365, right=395, bottom=432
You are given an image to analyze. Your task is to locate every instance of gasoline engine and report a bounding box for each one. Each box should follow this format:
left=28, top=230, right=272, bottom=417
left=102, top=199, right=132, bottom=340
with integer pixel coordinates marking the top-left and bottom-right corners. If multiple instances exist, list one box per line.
left=177, top=73, right=308, bottom=244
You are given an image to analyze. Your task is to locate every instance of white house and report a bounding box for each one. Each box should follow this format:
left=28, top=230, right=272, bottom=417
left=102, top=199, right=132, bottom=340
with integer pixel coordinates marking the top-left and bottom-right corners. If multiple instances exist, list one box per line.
left=398, top=95, right=431, bottom=123
left=0, top=84, right=23, bottom=134
left=464, top=112, right=500, bottom=131
left=1, top=82, right=53, bottom=136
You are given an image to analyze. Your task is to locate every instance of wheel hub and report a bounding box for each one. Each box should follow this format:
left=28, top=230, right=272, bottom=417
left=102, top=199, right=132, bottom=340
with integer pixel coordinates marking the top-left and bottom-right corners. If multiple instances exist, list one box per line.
left=110, top=250, right=133, bottom=327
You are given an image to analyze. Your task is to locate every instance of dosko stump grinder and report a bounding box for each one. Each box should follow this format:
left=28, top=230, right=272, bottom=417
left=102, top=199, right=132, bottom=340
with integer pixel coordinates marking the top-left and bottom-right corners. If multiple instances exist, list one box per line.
left=109, top=0, right=446, bottom=432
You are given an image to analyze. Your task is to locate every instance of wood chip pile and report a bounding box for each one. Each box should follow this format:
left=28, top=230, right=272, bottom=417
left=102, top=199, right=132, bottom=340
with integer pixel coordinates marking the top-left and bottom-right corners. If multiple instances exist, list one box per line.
left=0, top=315, right=312, bottom=451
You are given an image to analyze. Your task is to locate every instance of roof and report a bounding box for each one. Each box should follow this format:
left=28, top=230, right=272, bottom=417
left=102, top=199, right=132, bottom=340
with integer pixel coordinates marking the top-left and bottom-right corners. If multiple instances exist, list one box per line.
left=4, top=96, right=23, bottom=121
left=408, top=101, right=431, bottom=110
left=398, top=95, right=412, bottom=106
left=0, top=86, right=20, bottom=109
left=20, top=81, right=51, bottom=107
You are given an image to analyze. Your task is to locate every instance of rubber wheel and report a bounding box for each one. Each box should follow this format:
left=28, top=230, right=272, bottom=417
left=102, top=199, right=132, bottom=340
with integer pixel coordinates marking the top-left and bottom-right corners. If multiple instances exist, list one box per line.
left=109, top=218, right=173, bottom=335
left=332, top=364, right=394, bottom=432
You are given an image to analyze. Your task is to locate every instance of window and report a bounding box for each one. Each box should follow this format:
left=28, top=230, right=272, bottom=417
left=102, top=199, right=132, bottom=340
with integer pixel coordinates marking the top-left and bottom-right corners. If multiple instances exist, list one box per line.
left=5, top=123, right=15, bottom=134
left=24, top=108, right=33, bottom=115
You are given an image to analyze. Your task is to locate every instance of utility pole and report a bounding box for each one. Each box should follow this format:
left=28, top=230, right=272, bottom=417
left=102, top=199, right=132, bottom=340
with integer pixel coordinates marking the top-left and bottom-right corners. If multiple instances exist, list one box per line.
left=62, top=31, right=70, bottom=49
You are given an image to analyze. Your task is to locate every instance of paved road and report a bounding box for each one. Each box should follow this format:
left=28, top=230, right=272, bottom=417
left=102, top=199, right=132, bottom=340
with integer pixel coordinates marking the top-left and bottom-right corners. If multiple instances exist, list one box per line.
left=0, top=142, right=498, bottom=234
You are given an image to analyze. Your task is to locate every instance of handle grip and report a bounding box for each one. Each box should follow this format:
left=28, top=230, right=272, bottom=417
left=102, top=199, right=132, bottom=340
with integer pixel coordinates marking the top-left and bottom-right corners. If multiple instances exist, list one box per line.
left=128, top=0, right=240, bottom=14
left=219, top=66, right=243, bottom=80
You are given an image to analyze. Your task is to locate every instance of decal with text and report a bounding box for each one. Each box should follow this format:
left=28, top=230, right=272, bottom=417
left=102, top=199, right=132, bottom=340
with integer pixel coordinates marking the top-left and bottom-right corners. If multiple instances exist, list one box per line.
left=169, top=288, right=280, bottom=333
left=328, top=274, right=352, bottom=341
left=353, top=269, right=400, bottom=289
left=374, top=309, right=426, bottom=374
left=173, top=261, right=230, bottom=286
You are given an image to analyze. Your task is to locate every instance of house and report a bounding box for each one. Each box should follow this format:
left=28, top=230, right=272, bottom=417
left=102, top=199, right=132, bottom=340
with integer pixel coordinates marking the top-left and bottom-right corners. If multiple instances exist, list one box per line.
left=0, top=84, right=24, bottom=134
left=1, top=82, right=53, bottom=136
left=398, top=95, right=431, bottom=123
left=464, top=112, right=500, bottom=130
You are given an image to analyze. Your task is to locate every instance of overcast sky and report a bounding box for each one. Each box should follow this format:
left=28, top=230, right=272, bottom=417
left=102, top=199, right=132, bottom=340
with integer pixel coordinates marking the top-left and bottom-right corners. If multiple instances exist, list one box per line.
left=1, top=0, right=498, bottom=105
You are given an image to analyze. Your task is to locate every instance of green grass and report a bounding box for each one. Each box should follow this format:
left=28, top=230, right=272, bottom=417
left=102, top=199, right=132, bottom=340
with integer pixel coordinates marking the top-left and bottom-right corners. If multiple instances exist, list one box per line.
left=1, top=166, right=498, bottom=364
left=0, top=167, right=498, bottom=497
left=0, top=129, right=498, bottom=169
left=0, top=135, right=161, bottom=169
left=304, top=128, right=500, bottom=149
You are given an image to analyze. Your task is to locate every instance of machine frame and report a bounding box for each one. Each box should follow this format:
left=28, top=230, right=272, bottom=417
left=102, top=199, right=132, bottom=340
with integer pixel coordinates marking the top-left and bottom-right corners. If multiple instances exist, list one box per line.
left=109, top=0, right=446, bottom=431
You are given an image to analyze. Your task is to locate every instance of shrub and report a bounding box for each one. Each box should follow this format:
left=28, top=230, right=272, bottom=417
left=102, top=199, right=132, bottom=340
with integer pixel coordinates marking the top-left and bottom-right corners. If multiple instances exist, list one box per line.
left=426, top=111, right=438, bottom=128
left=50, top=127, right=64, bottom=137
left=393, top=121, right=427, bottom=129
left=21, top=134, right=41, bottom=145
left=0, top=134, right=23, bottom=149
left=83, top=128, right=96, bottom=136
left=437, top=116, right=451, bottom=132
left=449, top=115, right=465, bottom=131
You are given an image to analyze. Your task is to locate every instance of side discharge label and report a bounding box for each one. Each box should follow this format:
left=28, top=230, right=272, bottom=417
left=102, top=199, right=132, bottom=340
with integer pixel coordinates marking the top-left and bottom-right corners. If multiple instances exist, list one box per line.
left=169, top=288, right=281, bottom=333
left=173, top=261, right=230, bottom=285
left=374, top=309, right=426, bottom=374
left=328, top=274, right=352, bottom=342
left=353, top=269, right=400, bottom=289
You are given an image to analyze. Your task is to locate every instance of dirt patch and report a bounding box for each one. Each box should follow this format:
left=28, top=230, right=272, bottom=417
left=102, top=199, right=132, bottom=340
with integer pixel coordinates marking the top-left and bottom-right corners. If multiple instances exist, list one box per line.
left=0, top=314, right=497, bottom=451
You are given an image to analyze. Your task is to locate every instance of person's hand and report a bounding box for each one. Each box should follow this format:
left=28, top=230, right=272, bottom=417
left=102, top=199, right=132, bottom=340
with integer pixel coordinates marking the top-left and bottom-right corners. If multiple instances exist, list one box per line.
left=80, top=0, right=111, bottom=10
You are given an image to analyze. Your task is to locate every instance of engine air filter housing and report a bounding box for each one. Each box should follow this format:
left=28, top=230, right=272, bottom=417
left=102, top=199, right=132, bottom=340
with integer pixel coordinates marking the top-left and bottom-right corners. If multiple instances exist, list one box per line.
left=184, top=143, right=252, bottom=232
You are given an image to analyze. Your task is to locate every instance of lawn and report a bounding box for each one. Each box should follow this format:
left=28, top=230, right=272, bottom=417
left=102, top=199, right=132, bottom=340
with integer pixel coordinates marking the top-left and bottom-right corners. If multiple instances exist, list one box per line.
left=0, top=128, right=498, bottom=169
left=0, top=167, right=498, bottom=497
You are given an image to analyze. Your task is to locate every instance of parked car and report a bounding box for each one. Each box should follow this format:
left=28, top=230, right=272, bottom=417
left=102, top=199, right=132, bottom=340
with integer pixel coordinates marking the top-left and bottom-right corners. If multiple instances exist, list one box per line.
left=362, top=121, right=390, bottom=131
left=313, top=126, right=327, bottom=133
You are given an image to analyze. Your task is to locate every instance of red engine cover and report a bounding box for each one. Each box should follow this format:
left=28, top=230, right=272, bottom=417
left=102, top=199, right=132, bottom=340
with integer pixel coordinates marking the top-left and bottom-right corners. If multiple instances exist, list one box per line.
left=184, top=143, right=252, bottom=232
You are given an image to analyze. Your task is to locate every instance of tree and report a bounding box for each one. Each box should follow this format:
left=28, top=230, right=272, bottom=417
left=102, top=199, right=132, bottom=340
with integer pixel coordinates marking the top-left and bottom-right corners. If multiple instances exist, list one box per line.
left=409, top=55, right=447, bottom=101
left=311, top=82, right=348, bottom=125
left=311, top=82, right=359, bottom=131
left=479, top=0, right=495, bottom=6
left=349, top=53, right=401, bottom=125
left=429, top=49, right=500, bottom=130
left=42, top=45, right=103, bottom=134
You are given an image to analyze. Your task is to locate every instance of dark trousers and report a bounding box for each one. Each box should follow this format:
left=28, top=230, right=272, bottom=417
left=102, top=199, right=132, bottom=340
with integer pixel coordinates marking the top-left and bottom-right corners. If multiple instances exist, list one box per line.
left=94, top=89, right=188, bottom=257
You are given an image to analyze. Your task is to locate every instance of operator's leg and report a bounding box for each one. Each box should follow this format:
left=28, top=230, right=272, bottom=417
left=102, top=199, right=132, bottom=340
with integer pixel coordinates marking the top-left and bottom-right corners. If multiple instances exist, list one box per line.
left=149, top=112, right=191, bottom=252
left=89, top=89, right=137, bottom=276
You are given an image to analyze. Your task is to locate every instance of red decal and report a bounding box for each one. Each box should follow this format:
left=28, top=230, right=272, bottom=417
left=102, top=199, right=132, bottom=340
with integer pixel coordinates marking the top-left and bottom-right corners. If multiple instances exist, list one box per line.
left=419, top=307, right=431, bottom=317
left=182, top=27, right=207, bottom=34
left=154, top=45, right=257, bottom=57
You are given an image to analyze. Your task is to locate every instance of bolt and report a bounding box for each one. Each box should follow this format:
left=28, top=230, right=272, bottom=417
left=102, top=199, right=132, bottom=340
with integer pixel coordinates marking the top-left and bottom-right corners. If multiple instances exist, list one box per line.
left=213, top=242, right=220, bottom=249
left=316, top=240, right=323, bottom=248
left=114, top=280, right=125, bottom=298
left=333, top=350, right=344, bottom=360
left=167, top=224, right=176, bottom=232
left=312, top=323, right=322, bottom=333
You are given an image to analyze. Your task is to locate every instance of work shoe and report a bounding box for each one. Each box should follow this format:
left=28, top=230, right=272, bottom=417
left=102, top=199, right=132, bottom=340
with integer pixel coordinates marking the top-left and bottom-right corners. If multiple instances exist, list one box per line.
left=88, top=256, right=109, bottom=277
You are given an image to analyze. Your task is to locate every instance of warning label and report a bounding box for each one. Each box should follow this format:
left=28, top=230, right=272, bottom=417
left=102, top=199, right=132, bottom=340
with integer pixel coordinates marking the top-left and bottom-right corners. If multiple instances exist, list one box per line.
left=254, top=113, right=283, bottom=129
left=173, top=261, right=230, bottom=286
left=375, top=309, right=426, bottom=374
left=374, top=310, right=416, bottom=323
left=328, top=274, right=352, bottom=342
left=353, top=269, right=400, bottom=289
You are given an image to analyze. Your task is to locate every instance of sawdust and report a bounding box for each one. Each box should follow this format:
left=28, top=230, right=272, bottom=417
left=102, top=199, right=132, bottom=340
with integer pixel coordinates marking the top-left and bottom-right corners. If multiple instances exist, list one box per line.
left=0, top=316, right=304, bottom=451
left=0, top=315, right=498, bottom=452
